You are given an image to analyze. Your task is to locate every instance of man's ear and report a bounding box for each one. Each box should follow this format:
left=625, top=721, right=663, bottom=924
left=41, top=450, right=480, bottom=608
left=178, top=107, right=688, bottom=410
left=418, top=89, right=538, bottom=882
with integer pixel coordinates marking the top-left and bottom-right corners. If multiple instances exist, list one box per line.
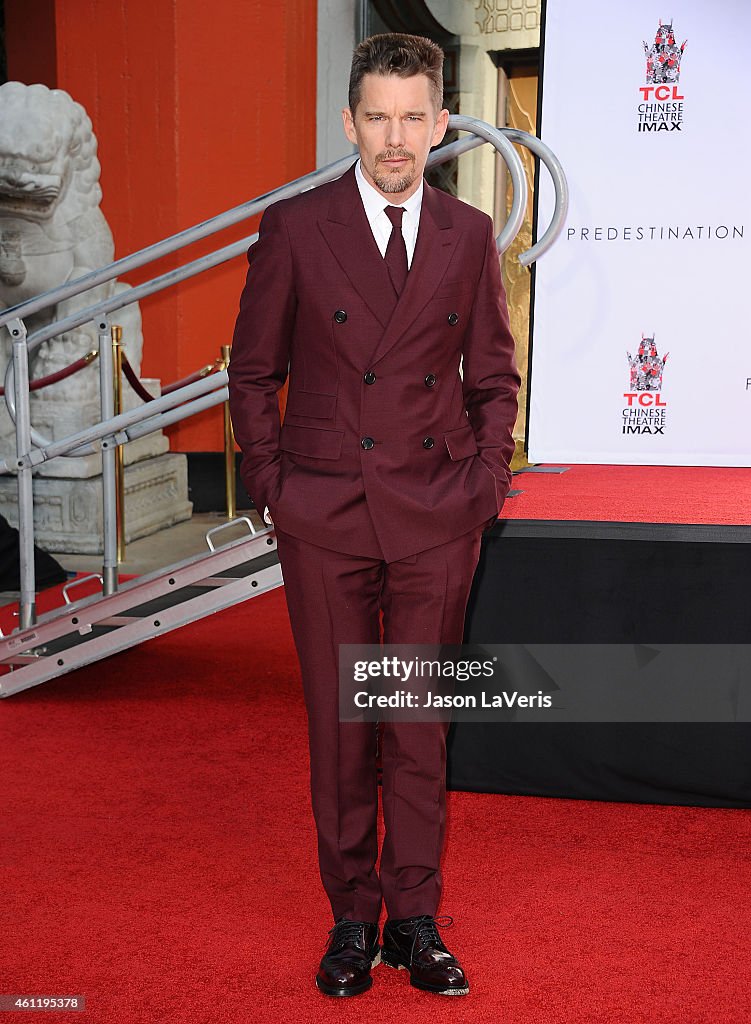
left=342, top=107, right=358, bottom=146
left=431, top=107, right=450, bottom=147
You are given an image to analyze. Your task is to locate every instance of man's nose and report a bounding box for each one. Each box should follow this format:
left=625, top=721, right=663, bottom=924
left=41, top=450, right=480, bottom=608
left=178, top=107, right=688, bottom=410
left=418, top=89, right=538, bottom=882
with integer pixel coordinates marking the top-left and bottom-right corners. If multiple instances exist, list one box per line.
left=385, top=117, right=406, bottom=148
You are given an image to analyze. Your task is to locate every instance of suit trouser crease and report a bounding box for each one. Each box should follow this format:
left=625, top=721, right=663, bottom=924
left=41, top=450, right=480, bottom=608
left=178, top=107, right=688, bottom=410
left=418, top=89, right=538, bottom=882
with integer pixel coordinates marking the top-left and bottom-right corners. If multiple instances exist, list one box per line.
left=275, top=525, right=483, bottom=923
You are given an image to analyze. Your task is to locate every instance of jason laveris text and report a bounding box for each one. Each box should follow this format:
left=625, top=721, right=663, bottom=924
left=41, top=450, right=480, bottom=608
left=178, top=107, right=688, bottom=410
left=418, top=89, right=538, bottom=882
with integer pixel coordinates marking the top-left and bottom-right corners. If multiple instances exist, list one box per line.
left=353, top=691, right=553, bottom=709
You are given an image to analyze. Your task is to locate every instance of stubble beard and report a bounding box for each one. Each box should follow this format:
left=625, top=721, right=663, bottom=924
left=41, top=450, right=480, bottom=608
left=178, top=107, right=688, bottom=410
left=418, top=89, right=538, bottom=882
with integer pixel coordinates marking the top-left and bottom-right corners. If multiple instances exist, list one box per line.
left=372, top=150, right=417, bottom=194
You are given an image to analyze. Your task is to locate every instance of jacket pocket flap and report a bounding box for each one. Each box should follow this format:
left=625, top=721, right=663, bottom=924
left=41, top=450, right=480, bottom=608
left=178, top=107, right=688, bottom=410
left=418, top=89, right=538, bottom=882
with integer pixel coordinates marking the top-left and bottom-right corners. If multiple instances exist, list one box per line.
left=434, top=277, right=473, bottom=299
left=444, top=423, right=478, bottom=460
left=285, top=390, right=336, bottom=419
left=279, top=423, right=344, bottom=460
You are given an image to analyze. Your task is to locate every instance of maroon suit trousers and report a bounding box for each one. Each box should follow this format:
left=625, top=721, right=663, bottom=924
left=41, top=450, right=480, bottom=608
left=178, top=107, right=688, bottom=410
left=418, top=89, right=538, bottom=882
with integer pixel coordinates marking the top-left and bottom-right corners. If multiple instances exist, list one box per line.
left=275, top=523, right=485, bottom=924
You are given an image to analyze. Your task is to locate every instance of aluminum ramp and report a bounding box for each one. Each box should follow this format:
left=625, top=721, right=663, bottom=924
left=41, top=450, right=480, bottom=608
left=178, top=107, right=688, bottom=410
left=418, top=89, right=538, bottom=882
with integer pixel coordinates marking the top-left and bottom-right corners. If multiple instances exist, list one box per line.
left=0, top=520, right=282, bottom=698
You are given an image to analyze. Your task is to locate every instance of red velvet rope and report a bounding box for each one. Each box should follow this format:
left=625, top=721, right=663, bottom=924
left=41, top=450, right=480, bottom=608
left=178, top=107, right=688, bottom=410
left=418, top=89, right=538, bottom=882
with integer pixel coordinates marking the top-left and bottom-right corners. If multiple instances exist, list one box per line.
left=120, top=356, right=157, bottom=403
left=161, top=365, right=220, bottom=395
left=121, top=356, right=223, bottom=399
left=0, top=352, right=97, bottom=396
left=0, top=350, right=225, bottom=406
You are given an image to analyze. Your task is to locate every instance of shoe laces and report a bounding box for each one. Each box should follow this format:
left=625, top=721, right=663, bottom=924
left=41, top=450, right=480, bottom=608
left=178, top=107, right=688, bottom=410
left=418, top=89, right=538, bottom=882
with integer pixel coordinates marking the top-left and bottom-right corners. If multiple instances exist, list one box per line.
left=326, top=918, right=367, bottom=953
left=396, top=914, right=454, bottom=961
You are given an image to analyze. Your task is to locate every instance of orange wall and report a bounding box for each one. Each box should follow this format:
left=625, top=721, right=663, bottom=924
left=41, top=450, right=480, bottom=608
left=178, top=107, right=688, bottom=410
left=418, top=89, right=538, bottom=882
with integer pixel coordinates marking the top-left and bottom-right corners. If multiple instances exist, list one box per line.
left=4, top=0, right=317, bottom=451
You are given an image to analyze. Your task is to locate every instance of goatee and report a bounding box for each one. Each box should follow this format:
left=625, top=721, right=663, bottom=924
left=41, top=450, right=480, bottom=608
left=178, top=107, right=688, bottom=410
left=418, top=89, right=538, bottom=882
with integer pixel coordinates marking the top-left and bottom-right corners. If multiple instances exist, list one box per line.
left=373, top=150, right=416, bottom=194
left=374, top=171, right=415, bottom=193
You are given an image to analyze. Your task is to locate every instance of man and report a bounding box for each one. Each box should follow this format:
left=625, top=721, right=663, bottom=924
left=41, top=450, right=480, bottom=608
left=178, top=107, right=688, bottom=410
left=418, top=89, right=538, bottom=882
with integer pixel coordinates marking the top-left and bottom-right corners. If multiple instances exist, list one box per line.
left=229, top=33, right=519, bottom=998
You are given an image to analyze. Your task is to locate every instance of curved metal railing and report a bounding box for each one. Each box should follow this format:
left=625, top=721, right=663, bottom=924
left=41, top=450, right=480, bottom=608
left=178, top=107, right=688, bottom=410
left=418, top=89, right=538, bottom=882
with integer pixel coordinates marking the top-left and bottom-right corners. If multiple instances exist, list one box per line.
left=0, top=119, right=566, bottom=337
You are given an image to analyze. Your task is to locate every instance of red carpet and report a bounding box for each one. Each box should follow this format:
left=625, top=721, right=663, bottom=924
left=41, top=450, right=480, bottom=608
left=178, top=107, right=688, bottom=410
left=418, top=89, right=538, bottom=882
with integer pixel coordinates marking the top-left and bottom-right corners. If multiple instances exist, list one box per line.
left=3, top=587, right=750, bottom=1023
left=504, top=464, right=751, bottom=525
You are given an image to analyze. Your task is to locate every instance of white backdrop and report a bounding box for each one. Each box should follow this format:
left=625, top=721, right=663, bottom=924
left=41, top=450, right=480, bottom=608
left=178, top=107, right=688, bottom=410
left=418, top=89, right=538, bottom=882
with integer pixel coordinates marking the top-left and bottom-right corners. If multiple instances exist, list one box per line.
left=529, top=0, right=751, bottom=466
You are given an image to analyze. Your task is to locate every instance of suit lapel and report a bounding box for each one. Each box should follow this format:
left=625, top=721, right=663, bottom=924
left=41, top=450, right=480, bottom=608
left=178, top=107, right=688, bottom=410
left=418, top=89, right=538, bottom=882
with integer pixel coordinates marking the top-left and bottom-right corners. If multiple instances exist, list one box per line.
left=317, top=169, right=460, bottom=361
left=368, top=180, right=459, bottom=368
left=318, top=166, right=395, bottom=329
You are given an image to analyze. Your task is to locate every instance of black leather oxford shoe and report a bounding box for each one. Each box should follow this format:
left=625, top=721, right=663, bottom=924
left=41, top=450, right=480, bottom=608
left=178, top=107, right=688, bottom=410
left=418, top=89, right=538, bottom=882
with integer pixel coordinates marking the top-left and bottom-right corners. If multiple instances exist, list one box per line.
left=381, top=915, right=469, bottom=996
left=315, top=918, right=381, bottom=997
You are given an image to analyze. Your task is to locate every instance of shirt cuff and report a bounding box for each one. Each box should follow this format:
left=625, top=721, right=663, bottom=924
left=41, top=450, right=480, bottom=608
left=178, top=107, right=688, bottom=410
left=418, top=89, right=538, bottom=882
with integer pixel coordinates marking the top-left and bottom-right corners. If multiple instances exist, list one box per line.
left=263, top=506, right=273, bottom=526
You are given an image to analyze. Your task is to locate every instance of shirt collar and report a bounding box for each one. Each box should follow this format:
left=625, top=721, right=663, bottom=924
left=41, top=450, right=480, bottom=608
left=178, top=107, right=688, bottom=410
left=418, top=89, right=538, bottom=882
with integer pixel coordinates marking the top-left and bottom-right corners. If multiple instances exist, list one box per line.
left=355, top=159, right=424, bottom=221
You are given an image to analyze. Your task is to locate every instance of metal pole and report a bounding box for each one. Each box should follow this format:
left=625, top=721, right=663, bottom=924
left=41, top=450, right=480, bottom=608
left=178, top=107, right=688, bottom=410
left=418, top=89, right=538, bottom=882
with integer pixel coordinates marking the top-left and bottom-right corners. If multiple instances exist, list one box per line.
left=98, top=317, right=118, bottom=594
left=221, top=345, right=236, bottom=520
left=8, top=319, right=36, bottom=628
left=111, top=325, right=126, bottom=563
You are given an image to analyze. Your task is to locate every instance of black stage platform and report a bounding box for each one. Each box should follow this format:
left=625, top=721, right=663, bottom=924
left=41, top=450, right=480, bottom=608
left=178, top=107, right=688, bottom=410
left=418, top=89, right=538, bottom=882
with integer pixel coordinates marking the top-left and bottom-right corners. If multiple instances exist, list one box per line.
left=450, top=519, right=751, bottom=808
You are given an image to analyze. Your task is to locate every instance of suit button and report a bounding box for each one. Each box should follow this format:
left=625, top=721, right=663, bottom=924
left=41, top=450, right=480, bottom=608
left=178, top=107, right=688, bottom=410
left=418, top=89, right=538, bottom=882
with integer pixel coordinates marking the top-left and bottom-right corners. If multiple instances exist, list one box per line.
left=364, top=371, right=376, bottom=385
left=448, top=312, right=459, bottom=325
left=361, top=436, right=375, bottom=450
left=422, top=436, right=435, bottom=449
left=334, top=310, right=348, bottom=323
left=424, top=373, right=436, bottom=387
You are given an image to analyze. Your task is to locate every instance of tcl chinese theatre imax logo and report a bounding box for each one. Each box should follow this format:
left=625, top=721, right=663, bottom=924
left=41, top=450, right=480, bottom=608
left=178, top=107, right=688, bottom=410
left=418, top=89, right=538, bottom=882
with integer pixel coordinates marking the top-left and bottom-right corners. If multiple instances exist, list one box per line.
left=638, top=19, right=687, bottom=132
left=623, top=335, right=669, bottom=435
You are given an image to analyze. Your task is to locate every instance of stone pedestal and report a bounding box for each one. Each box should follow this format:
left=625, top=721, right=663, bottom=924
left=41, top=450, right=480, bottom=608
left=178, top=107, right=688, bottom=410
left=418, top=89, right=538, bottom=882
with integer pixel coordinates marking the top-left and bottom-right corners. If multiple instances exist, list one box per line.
left=0, top=377, right=193, bottom=553
left=0, top=452, right=192, bottom=554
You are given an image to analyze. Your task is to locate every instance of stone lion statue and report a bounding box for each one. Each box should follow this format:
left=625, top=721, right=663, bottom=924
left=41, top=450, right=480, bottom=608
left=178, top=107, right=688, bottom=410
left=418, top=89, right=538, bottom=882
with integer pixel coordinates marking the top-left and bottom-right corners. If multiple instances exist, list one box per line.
left=0, top=81, right=142, bottom=434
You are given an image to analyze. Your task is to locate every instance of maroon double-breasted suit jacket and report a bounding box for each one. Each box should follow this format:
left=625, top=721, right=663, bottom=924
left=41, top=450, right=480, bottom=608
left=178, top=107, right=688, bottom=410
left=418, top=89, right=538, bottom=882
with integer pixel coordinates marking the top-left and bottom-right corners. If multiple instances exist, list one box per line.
left=229, top=165, right=519, bottom=563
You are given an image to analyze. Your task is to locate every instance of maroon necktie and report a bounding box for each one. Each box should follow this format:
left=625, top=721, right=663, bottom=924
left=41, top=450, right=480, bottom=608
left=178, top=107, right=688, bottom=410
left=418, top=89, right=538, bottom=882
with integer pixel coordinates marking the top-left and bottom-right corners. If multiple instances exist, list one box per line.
left=384, top=205, right=408, bottom=296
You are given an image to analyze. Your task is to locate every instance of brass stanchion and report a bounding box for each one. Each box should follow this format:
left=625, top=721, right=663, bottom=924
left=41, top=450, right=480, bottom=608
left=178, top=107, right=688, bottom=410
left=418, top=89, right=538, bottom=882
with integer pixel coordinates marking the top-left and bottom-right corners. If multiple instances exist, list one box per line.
left=221, top=344, right=236, bottom=520
left=111, top=325, right=126, bottom=562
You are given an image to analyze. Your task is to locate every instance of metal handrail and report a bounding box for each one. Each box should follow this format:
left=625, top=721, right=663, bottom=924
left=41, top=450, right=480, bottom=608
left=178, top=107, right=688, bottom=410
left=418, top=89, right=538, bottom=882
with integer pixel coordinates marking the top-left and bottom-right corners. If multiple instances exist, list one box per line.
left=10, top=370, right=228, bottom=471
left=0, top=137, right=482, bottom=351
left=0, top=121, right=566, bottom=336
left=503, top=128, right=568, bottom=266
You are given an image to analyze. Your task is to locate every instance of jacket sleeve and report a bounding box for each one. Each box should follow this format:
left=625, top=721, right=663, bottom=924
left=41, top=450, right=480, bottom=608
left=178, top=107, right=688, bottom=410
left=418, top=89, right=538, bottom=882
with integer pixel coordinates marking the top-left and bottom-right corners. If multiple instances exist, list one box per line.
left=461, top=215, right=521, bottom=506
left=228, top=201, right=296, bottom=518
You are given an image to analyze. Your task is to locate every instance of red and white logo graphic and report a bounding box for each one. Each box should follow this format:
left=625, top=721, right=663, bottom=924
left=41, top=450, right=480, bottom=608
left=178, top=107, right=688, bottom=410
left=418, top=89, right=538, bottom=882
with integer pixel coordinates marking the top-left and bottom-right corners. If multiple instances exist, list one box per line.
left=627, top=334, right=669, bottom=391
left=644, top=20, right=687, bottom=84
left=622, top=335, right=669, bottom=435
left=637, top=19, right=687, bottom=132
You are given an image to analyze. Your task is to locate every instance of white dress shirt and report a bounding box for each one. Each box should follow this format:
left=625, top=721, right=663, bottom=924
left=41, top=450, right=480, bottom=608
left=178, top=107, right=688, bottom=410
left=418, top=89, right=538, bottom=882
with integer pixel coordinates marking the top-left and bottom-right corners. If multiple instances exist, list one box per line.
left=354, top=159, right=423, bottom=267
left=262, top=162, right=423, bottom=527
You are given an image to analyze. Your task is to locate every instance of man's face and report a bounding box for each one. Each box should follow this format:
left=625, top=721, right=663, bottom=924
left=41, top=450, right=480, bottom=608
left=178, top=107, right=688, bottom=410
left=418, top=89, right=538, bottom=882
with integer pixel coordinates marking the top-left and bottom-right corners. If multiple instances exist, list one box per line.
left=342, top=73, right=449, bottom=203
